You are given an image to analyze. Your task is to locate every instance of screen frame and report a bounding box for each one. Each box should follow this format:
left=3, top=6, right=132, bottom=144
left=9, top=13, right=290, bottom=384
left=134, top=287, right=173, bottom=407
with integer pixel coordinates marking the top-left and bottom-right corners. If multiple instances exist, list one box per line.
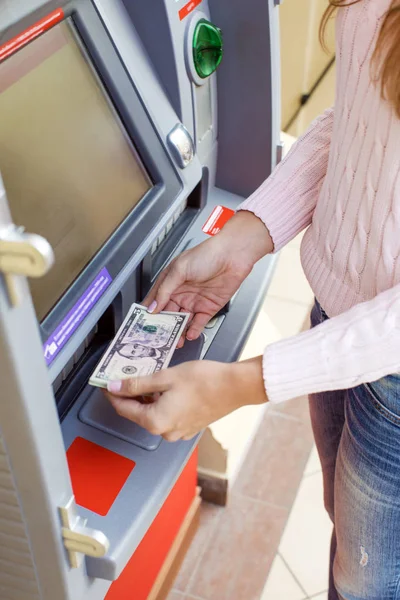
left=0, top=0, right=183, bottom=341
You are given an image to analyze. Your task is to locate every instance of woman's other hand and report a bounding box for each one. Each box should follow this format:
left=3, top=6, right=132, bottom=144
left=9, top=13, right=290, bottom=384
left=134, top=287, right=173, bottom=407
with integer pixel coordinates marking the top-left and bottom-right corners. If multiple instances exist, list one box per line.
left=106, top=357, right=268, bottom=441
left=143, top=211, right=273, bottom=345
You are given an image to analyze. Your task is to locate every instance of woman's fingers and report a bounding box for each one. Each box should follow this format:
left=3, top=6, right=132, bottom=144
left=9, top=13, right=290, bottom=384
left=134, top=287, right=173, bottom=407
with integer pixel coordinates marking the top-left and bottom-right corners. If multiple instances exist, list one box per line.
left=107, top=370, right=170, bottom=397
left=108, top=397, right=161, bottom=434
left=140, top=394, right=155, bottom=404
left=147, top=262, right=186, bottom=313
left=106, top=374, right=172, bottom=434
left=182, top=432, right=198, bottom=441
left=186, top=312, right=211, bottom=340
left=177, top=310, right=194, bottom=349
left=142, top=267, right=171, bottom=311
left=164, top=300, right=181, bottom=313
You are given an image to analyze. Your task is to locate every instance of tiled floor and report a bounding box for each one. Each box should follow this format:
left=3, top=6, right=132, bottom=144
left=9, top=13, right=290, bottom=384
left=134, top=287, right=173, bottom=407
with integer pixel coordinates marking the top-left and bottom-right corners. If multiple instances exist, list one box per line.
left=167, top=231, right=332, bottom=600
left=167, top=414, right=312, bottom=600
left=261, top=447, right=332, bottom=600
left=168, top=444, right=332, bottom=600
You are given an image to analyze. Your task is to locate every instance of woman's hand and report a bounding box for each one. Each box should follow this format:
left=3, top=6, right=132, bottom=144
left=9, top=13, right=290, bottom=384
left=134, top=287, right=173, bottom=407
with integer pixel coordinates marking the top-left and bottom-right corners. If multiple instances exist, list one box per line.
left=106, top=356, right=268, bottom=441
left=143, top=211, right=273, bottom=344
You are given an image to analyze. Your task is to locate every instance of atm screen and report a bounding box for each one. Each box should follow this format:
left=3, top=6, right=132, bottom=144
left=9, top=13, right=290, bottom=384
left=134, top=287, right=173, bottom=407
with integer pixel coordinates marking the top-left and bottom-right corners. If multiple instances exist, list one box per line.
left=0, top=21, right=152, bottom=321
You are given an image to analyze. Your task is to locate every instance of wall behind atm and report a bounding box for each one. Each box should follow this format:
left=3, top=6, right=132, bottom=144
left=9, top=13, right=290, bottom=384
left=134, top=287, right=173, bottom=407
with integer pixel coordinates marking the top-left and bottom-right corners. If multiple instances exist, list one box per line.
left=280, top=0, right=335, bottom=137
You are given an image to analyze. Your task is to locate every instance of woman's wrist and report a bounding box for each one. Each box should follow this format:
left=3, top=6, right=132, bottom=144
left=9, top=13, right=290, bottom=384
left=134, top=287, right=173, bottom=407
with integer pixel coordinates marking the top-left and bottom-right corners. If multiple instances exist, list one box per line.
left=218, top=210, right=274, bottom=264
left=230, top=355, right=269, bottom=408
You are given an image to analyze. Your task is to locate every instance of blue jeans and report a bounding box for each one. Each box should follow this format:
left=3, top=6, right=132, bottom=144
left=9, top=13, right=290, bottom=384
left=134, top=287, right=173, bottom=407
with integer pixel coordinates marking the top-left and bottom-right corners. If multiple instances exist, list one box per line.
left=309, top=301, right=400, bottom=600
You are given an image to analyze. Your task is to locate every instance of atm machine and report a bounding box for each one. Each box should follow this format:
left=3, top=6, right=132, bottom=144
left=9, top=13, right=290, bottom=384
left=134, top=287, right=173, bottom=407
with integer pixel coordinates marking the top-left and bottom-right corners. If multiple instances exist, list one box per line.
left=0, top=1, right=281, bottom=599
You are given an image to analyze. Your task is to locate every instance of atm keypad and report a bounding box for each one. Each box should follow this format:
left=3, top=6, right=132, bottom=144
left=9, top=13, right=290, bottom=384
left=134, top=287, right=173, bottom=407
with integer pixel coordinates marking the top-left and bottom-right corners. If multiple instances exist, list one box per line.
left=151, top=199, right=187, bottom=255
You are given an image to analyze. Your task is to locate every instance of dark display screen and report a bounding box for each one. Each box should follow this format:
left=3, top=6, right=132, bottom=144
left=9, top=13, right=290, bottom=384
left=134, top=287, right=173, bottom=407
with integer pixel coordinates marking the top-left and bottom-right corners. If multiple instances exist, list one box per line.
left=0, top=21, right=152, bottom=320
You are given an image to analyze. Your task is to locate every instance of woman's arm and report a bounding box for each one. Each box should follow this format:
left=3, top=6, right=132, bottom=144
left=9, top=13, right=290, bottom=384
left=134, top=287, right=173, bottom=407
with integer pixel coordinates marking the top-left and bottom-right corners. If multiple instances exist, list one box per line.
left=105, top=284, right=400, bottom=441
left=264, top=283, right=400, bottom=403
left=239, top=107, right=334, bottom=253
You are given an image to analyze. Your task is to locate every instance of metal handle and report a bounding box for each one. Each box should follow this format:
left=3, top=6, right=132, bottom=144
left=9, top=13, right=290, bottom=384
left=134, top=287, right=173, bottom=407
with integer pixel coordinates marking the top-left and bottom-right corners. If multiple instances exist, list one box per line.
left=0, top=224, right=54, bottom=306
left=60, top=497, right=110, bottom=569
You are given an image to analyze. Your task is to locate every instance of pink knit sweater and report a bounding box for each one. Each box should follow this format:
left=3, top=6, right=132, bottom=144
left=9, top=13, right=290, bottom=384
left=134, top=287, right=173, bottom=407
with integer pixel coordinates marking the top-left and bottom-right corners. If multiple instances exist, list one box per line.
left=239, top=0, right=400, bottom=404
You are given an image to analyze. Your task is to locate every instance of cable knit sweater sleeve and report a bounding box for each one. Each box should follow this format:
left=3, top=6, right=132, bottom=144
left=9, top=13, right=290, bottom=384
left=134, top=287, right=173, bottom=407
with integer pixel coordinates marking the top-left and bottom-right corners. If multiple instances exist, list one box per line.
left=238, top=107, right=334, bottom=252
left=264, top=284, right=400, bottom=403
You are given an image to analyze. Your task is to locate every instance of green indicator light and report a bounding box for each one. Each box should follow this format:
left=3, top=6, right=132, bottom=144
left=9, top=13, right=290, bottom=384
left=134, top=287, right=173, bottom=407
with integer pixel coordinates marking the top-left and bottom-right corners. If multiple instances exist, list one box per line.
left=193, top=19, right=223, bottom=79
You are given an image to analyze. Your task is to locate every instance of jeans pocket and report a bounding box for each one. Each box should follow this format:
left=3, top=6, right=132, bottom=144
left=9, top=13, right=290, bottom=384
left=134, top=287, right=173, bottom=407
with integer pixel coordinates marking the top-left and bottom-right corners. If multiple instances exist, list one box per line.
left=364, top=377, right=400, bottom=427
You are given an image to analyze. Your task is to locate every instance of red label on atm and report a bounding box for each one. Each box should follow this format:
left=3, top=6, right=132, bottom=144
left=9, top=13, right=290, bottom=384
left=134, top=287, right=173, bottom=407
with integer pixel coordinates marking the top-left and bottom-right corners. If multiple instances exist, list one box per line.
left=0, top=8, right=64, bottom=64
left=67, top=437, right=135, bottom=516
left=202, top=205, right=235, bottom=236
left=179, top=0, right=202, bottom=21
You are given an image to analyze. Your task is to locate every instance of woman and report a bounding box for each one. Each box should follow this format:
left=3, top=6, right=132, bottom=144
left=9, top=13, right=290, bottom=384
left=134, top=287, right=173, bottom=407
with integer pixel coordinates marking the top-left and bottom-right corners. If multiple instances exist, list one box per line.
left=107, top=2, right=400, bottom=598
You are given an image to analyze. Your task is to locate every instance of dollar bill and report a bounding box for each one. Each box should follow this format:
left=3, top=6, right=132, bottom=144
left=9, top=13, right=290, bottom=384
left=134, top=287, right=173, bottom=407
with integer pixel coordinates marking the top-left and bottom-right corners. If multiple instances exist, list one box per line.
left=89, top=303, right=190, bottom=389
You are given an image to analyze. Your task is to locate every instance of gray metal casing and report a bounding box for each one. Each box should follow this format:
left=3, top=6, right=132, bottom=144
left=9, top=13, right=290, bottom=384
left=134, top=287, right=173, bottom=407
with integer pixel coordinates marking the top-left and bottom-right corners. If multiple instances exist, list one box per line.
left=0, top=0, right=281, bottom=598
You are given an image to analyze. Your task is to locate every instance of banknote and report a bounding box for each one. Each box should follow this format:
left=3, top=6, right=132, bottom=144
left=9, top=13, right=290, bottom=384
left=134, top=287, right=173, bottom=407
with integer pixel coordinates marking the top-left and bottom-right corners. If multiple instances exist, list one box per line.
left=89, top=303, right=190, bottom=389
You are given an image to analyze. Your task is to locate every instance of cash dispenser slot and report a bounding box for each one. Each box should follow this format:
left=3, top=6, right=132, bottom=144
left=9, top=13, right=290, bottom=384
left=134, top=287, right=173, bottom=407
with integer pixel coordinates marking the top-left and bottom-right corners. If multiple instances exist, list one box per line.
left=78, top=335, right=205, bottom=450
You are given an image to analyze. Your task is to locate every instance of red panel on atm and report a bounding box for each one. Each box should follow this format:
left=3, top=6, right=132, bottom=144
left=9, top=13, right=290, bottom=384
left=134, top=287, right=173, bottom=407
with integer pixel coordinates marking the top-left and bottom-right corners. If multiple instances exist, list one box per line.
left=106, top=449, right=198, bottom=600
left=67, top=437, right=135, bottom=516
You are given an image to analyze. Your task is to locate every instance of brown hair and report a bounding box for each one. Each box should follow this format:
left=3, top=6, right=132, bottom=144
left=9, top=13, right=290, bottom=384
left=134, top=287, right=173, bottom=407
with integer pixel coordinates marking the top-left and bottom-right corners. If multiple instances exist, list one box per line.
left=320, top=0, right=400, bottom=117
